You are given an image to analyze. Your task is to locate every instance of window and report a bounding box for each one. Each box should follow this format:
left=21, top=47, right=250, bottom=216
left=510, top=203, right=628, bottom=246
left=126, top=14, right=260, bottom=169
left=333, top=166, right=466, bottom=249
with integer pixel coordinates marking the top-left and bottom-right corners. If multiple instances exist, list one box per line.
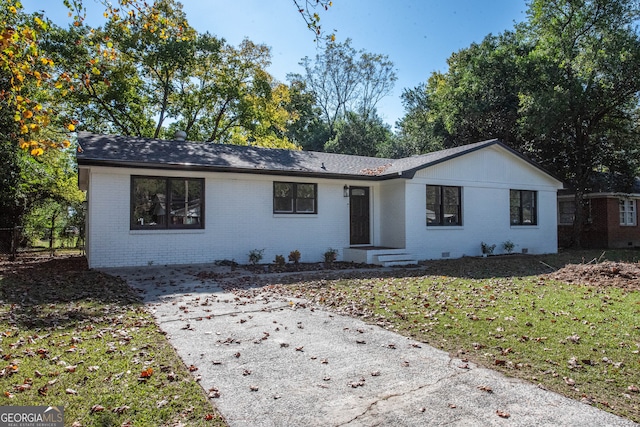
left=558, top=199, right=592, bottom=225
left=273, top=182, right=317, bottom=214
left=558, top=200, right=575, bottom=225
left=131, top=176, right=204, bottom=229
left=426, top=185, right=462, bottom=226
left=510, top=189, right=537, bottom=225
left=620, top=199, right=637, bottom=226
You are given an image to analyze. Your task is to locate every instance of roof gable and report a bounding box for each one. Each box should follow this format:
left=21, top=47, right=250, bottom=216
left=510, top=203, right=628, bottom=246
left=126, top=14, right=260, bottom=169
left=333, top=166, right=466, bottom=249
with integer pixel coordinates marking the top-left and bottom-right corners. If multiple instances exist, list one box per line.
left=76, top=132, right=559, bottom=183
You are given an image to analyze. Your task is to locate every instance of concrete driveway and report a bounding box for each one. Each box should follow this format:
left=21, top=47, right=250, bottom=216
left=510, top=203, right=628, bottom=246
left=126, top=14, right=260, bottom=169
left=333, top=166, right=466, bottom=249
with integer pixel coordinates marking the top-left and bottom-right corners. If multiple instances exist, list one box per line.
left=107, top=264, right=638, bottom=427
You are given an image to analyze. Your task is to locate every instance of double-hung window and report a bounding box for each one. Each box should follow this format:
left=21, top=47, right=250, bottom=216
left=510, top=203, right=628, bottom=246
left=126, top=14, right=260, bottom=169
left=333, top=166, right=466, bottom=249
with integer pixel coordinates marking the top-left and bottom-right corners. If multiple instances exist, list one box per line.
left=510, top=189, right=537, bottom=225
left=131, top=176, right=204, bottom=229
left=620, top=199, right=637, bottom=226
left=426, top=185, right=462, bottom=226
left=273, top=182, right=317, bottom=214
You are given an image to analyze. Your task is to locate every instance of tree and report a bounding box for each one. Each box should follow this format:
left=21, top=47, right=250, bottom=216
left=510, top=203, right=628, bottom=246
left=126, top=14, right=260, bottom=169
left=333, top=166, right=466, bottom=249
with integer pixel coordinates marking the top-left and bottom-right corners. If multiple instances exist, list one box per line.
left=0, top=1, right=77, bottom=254
left=398, top=0, right=640, bottom=246
left=46, top=0, right=301, bottom=148
left=324, top=111, right=393, bottom=157
left=293, top=0, right=335, bottom=41
left=292, top=38, right=396, bottom=138
left=284, top=79, right=330, bottom=151
left=520, top=0, right=640, bottom=246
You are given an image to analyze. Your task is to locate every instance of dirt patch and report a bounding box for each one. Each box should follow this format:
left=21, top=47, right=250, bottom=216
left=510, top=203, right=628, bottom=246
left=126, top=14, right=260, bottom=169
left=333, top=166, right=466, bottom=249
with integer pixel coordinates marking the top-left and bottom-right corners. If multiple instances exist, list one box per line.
left=546, top=261, right=640, bottom=291
left=0, top=252, right=88, bottom=276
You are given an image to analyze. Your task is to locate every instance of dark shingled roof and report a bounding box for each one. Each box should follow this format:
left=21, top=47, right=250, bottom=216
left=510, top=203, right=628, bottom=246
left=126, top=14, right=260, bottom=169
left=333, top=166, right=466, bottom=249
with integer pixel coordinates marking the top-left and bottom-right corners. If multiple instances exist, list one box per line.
left=76, top=132, right=550, bottom=181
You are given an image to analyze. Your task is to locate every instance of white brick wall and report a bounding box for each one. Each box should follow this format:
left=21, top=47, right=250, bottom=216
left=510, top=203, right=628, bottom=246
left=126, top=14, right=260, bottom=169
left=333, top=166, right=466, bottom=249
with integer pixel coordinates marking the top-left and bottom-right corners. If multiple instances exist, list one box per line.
left=82, top=145, right=562, bottom=268
left=85, top=167, right=351, bottom=268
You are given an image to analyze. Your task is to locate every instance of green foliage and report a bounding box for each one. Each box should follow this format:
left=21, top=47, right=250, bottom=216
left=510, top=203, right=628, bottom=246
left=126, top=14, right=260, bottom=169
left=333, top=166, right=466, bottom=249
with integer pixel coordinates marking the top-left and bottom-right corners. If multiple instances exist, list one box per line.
left=273, top=254, right=286, bottom=270
left=481, top=242, right=496, bottom=255
left=293, top=38, right=396, bottom=140
left=248, top=248, right=265, bottom=265
left=399, top=0, right=640, bottom=246
left=324, top=111, right=392, bottom=156
left=288, top=250, right=301, bottom=264
left=44, top=0, right=301, bottom=148
left=323, top=247, right=338, bottom=265
left=502, top=240, right=515, bottom=254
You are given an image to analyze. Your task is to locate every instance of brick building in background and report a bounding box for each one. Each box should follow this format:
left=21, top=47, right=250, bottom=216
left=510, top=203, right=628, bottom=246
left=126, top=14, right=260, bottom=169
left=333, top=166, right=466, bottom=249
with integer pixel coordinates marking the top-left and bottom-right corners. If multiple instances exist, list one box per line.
left=558, top=175, right=640, bottom=249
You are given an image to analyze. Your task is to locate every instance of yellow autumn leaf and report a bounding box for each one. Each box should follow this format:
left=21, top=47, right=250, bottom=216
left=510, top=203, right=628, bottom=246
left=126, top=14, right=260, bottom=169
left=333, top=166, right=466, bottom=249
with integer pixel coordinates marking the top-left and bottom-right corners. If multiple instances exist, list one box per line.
left=30, top=147, right=44, bottom=156
left=67, top=123, right=76, bottom=131
left=22, top=110, right=33, bottom=119
left=62, top=140, right=71, bottom=148
left=20, top=124, right=28, bottom=134
left=91, top=67, right=100, bottom=75
left=20, top=141, right=30, bottom=150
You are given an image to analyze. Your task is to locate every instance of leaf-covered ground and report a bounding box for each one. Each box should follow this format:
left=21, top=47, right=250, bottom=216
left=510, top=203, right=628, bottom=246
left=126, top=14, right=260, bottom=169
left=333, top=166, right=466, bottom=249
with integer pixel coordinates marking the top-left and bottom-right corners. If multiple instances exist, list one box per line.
left=262, top=250, right=640, bottom=423
left=0, top=254, right=226, bottom=427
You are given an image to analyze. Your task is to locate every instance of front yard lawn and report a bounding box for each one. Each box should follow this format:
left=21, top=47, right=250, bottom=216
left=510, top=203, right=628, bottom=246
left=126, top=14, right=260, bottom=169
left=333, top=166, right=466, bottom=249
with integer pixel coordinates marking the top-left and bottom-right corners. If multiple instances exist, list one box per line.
left=0, top=255, right=225, bottom=427
left=282, top=250, right=640, bottom=423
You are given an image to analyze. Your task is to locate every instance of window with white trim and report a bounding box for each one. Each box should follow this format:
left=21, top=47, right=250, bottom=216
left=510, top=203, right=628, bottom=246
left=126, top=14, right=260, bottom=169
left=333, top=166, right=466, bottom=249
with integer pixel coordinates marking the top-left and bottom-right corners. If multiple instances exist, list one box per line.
left=620, top=199, right=637, bottom=226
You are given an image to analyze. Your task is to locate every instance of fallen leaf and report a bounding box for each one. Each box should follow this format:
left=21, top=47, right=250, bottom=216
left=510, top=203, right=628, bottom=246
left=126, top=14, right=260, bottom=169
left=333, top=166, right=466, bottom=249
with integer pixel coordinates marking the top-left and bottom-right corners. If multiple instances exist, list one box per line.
left=477, top=385, right=493, bottom=393
left=66, top=388, right=78, bottom=395
left=90, top=405, right=105, bottom=413
left=496, top=410, right=510, bottom=418
left=112, top=405, right=130, bottom=414
left=140, top=368, right=153, bottom=378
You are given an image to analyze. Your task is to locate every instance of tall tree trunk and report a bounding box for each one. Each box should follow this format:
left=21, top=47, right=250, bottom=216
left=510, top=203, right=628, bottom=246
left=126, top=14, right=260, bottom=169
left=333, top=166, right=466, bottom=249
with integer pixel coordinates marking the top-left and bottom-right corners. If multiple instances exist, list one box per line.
left=571, top=190, right=585, bottom=248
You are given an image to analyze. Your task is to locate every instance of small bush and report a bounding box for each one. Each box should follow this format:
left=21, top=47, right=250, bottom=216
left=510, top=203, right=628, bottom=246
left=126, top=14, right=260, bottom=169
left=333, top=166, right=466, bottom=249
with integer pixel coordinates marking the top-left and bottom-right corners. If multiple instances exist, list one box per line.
left=273, top=254, right=285, bottom=270
left=288, top=250, right=301, bottom=264
left=481, top=242, right=496, bottom=255
left=248, top=248, right=265, bottom=265
left=323, top=248, right=338, bottom=266
left=502, top=240, right=515, bottom=254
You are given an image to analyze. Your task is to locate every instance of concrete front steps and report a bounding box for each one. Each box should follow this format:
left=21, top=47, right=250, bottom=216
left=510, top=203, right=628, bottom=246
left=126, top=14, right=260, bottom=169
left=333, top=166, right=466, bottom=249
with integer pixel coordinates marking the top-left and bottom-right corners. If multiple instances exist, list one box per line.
left=343, top=247, right=419, bottom=267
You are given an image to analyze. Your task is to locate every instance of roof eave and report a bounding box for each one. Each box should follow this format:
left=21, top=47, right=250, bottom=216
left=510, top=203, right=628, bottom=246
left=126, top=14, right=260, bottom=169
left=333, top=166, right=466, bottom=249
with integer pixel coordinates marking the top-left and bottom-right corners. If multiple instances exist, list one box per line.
left=76, top=159, right=404, bottom=181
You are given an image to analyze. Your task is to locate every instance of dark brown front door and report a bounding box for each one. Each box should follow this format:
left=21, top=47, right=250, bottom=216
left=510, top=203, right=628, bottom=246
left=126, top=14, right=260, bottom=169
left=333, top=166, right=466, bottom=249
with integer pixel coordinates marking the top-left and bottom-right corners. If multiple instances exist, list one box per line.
left=349, top=187, right=370, bottom=245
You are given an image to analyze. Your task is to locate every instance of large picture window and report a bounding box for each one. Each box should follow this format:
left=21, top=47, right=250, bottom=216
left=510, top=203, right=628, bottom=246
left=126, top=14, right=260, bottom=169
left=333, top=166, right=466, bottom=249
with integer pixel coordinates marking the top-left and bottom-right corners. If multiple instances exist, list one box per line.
left=131, top=176, right=204, bottom=229
left=510, top=189, right=537, bottom=225
left=426, top=185, right=462, bottom=226
left=273, top=182, right=317, bottom=214
left=620, top=199, right=637, bottom=226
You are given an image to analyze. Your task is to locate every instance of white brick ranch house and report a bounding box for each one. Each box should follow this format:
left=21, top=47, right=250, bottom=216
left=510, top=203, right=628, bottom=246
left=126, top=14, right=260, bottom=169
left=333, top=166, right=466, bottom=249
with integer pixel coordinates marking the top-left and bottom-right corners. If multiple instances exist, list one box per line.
left=76, top=132, right=563, bottom=268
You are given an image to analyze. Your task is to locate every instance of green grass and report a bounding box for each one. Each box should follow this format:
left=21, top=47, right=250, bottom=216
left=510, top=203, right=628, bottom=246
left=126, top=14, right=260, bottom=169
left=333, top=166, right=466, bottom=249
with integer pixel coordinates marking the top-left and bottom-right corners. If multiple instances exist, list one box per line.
left=285, top=250, right=640, bottom=423
left=0, top=256, right=225, bottom=427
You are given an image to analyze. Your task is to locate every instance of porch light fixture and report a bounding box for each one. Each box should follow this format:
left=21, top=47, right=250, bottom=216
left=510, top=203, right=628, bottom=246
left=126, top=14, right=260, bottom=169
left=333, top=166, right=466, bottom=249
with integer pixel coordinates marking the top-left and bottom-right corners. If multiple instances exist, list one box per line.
left=343, top=185, right=349, bottom=197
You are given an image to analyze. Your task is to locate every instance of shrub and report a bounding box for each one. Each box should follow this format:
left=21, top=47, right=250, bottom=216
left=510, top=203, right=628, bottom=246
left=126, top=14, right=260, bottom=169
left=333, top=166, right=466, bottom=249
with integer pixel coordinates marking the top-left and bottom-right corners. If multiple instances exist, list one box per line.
left=481, top=242, right=496, bottom=255
left=502, top=240, right=515, bottom=254
left=248, top=248, right=265, bottom=265
left=273, top=254, right=285, bottom=270
left=288, top=250, right=301, bottom=264
left=323, top=248, right=338, bottom=266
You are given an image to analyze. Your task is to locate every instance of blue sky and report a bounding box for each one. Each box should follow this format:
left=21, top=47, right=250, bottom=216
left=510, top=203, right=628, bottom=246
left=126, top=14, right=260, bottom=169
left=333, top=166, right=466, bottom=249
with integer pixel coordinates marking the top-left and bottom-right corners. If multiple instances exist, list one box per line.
left=23, top=0, right=529, bottom=127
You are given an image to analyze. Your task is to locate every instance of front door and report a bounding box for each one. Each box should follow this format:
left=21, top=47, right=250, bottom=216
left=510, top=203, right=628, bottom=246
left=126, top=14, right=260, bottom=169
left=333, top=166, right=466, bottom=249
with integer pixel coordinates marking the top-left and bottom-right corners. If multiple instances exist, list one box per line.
left=349, top=187, right=370, bottom=245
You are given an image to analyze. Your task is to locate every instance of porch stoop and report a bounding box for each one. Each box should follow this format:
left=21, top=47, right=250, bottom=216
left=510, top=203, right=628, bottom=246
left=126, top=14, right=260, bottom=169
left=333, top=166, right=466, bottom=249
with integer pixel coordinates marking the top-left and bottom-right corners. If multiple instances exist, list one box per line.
left=343, top=247, right=419, bottom=267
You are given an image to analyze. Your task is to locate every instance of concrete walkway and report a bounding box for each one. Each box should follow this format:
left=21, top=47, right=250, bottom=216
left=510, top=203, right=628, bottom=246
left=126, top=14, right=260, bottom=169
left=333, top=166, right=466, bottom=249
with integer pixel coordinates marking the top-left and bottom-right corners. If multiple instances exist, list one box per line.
left=107, top=264, right=638, bottom=427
